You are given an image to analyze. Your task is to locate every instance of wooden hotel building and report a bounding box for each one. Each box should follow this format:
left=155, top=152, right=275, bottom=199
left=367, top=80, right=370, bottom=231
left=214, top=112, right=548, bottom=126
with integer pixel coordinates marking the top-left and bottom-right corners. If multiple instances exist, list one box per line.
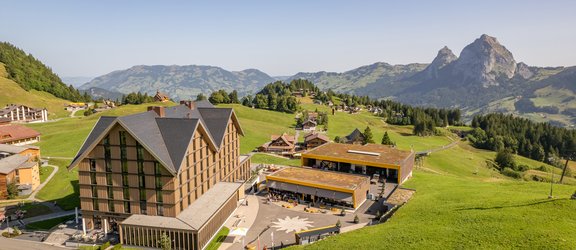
left=69, top=100, right=252, bottom=250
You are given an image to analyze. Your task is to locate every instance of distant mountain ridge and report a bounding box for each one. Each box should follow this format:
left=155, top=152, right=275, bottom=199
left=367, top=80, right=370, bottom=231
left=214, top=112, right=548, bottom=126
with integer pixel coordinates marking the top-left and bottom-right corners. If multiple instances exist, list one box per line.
left=80, top=65, right=275, bottom=100
left=84, top=34, right=576, bottom=126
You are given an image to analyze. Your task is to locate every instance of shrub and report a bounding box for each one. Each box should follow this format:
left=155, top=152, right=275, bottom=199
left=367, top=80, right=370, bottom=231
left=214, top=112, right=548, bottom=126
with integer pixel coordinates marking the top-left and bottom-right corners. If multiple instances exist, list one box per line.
left=515, top=164, right=530, bottom=172
left=530, top=175, right=546, bottom=182
left=353, top=215, right=360, bottom=224
left=101, top=242, right=111, bottom=250
left=501, top=168, right=522, bottom=179
left=340, top=208, right=346, bottom=216
left=335, top=220, right=341, bottom=228
left=537, top=165, right=549, bottom=172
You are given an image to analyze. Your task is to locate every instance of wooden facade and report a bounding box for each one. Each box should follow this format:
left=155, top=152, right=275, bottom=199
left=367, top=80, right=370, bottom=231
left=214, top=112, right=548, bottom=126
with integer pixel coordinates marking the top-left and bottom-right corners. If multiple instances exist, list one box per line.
left=74, top=103, right=251, bottom=250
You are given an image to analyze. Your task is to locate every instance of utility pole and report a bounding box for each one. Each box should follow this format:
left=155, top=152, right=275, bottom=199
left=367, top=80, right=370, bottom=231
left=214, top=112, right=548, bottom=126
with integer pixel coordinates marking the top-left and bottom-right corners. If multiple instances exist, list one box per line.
left=549, top=167, right=554, bottom=199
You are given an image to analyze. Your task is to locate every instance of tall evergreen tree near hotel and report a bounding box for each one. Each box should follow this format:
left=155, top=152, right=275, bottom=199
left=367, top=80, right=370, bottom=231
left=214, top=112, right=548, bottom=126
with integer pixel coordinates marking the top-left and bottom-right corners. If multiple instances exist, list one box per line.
left=363, top=126, right=375, bottom=144
left=381, top=131, right=394, bottom=145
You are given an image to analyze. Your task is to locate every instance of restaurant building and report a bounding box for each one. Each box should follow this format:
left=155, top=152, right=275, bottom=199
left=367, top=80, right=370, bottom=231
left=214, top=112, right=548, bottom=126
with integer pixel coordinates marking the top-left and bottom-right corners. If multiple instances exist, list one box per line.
left=266, top=167, right=370, bottom=209
left=69, top=100, right=252, bottom=250
left=301, top=143, right=415, bottom=184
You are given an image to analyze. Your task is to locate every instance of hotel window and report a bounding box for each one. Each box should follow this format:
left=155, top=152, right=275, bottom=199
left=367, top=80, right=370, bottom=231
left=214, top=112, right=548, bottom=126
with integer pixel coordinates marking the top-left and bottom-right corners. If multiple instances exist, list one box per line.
left=138, top=161, right=144, bottom=175
left=154, top=162, right=161, bottom=175
left=136, top=143, right=143, bottom=161
left=155, top=176, right=163, bottom=189
left=119, top=131, right=127, bottom=146
left=107, top=186, right=114, bottom=199
left=104, top=136, right=111, bottom=171
left=122, top=174, right=128, bottom=187
left=124, top=201, right=131, bottom=213
left=93, top=199, right=99, bottom=211
left=90, top=172, right=97, bottom=185
left=156, top=190, right=163, bottom=203
left=120, top=131, right=127, bottom=172
left=139, top=189, right=146, bottom=201
left=89, top=159, right=97, bottom=172
left=139, top=175, right=145, bottom=188
left=186, top=153, right=189, bottom=167
left=106, top=173, right=113, bottom=186
left=157, top=204, right=164, bottom=216
left=123, top=187, right=130, bottom=200
left=140, top=201, right=147, bottom=215
left=108, top=200, right=115, bottom=212
left=92, top=186, right=98, bottom=198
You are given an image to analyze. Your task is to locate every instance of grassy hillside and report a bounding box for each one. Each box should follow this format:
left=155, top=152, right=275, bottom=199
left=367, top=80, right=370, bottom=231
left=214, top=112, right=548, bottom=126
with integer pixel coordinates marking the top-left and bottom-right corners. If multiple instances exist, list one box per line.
left=296, top=143, right=576, bottom=249
left=0, top=63, right=71, bottom=118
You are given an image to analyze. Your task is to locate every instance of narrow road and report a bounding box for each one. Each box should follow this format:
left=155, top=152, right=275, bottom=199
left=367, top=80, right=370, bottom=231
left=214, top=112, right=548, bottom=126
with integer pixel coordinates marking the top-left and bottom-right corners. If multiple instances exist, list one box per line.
left=30, top=165, right=59, bottom=201
left=0, top=237, right=67, bottom=250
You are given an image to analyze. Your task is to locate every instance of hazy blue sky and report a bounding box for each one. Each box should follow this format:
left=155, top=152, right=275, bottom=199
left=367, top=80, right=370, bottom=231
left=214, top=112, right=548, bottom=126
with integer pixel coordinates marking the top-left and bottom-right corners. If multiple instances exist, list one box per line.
left=2, top=1, right=575, bottom=77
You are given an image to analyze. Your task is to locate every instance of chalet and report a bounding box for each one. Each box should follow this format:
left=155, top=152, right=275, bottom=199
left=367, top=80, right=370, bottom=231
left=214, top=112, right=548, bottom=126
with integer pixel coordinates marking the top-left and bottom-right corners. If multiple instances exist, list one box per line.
left=65, top=102, right=87, bottom=111
left=154, top=90, right=170, bottom=102
left=340, top=128, right=365, bottom=144
left=259, top=133, right=296, bottom=155
left=68, top=100, right=252, bottom=250
left=307, top=112, right=319, bottom=122
left=0, top=124, right=41, bottom=145
left=0, top=144, right=41, bottom=198
left=304, top=133, right=330, bottom=149
left=302, top=119, right=317, bottom=131
left=0, top=104, right=48, bottom=123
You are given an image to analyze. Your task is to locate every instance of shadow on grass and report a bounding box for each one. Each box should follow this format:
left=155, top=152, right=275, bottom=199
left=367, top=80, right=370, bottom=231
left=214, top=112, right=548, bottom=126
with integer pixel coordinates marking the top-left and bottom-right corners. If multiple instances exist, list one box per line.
left=47, top=180, right=80, bottom=211
left=455, top=198, right=568, bottom=211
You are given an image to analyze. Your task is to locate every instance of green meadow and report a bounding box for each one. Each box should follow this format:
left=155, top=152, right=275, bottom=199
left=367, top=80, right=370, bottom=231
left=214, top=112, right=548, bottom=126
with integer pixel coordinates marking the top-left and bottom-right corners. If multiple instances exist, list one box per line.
left=22, top=100, right=576, bottom=248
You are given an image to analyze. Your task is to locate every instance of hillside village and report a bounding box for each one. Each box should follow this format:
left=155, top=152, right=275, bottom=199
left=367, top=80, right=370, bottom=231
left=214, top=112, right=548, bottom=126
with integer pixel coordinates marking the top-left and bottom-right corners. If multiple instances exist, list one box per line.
left=0, top=66, right=575, bottom=249
left=0, top=24, right=575, bottom=250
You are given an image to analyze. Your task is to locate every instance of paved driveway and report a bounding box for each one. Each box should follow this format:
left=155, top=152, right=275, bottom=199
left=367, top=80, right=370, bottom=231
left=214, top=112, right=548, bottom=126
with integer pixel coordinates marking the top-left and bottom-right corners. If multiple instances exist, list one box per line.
left=226, top=193, right=380, bottom=249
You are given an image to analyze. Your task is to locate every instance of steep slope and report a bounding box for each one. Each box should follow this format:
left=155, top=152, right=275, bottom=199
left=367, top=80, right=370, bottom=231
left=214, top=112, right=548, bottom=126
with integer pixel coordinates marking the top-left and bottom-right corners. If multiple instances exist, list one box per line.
left=449, top=34, right=518, bottom=87
left=0, top=63, right=71, bottom=118
left=418, top=46, right=458, bottom=80
left=289, top=62, right=427, bottom=96
left=0, top=42, right=87, bottom=102
left=80, top=65, right=275, bottom=100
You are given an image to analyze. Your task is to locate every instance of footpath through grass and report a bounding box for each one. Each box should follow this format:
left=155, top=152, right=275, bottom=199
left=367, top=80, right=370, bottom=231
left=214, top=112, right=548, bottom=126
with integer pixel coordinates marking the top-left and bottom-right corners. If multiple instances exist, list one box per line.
left=35, top=159, right=79, bottom=210
left=40, top=166, right=55, bottom=183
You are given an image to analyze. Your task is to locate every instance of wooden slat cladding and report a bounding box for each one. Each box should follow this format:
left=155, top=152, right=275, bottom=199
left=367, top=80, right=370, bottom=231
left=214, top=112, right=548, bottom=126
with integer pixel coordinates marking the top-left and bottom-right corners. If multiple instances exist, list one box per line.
left=77, top=106, right=248, bottom=249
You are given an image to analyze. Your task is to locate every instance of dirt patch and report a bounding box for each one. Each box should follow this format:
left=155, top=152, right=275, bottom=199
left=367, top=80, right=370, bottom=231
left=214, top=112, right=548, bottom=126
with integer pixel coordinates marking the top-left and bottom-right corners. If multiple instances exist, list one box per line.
left=387, top=188, right=415, bottom=206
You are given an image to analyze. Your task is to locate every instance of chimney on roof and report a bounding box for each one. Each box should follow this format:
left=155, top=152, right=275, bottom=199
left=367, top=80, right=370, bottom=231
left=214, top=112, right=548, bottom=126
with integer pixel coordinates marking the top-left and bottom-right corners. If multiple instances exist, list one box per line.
left=147, top=106, right=165, bottom=117
left=180, top=100, right=196, bottom=110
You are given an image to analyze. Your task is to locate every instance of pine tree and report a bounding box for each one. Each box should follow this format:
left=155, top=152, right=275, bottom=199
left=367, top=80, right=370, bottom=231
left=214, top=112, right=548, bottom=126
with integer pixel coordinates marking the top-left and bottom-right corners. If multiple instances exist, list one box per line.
left=363, top=126, right=375, bottom=144
left=381, top=131, right=394, bottom=145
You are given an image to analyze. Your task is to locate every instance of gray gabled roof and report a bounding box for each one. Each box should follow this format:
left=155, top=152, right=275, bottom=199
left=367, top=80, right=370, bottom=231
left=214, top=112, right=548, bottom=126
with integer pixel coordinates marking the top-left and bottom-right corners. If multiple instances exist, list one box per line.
left=197, top=108, right=233, bottom=148
left=118, top=112, right=177, bottom=173
left=345, top=128, right=365, bottom=142
left=69, top=101, right=242, bottom=175
left=156, top=118, right=199, bottom=171
left=0, top=154, right=28, bottom=174
left=70, top=116, right=116, bottom=166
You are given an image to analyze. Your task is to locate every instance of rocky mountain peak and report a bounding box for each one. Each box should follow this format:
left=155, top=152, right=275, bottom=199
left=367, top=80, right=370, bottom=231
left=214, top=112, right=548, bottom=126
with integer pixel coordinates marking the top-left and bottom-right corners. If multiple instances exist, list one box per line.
left=421, top=46, right=458, bottom=79
left=452, top=34, right=517, bottom=87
